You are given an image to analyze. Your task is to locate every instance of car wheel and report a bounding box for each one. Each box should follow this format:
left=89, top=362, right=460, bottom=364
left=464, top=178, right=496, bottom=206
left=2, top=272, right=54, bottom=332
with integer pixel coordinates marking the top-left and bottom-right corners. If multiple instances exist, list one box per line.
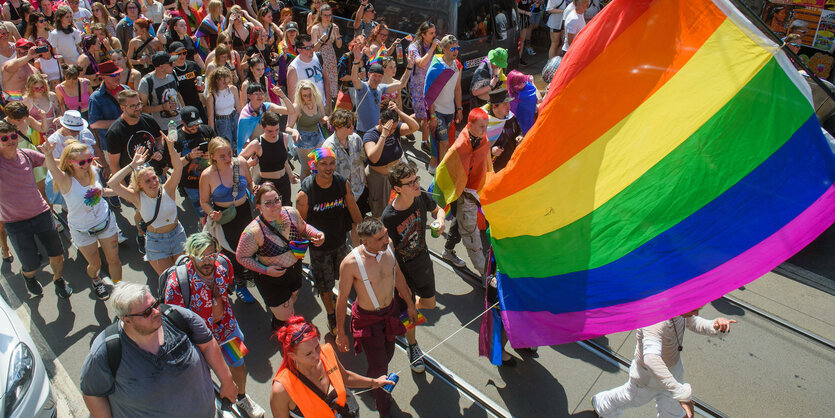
left=401, top=84, right=414, bottom=114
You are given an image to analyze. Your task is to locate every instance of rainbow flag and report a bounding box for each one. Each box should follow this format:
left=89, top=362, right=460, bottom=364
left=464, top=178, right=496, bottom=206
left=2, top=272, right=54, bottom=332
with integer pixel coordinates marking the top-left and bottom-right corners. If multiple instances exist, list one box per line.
left=369, top=44, right=387, bottom=63
left=4, top=91, right=23, bottom=102
left=289, top=240, right=310, bottom=260
left=220, top=336, right=249, bottom=365
left=481, top=0, right=835, bottom=348
left=423, top=55, right=462, bottom=110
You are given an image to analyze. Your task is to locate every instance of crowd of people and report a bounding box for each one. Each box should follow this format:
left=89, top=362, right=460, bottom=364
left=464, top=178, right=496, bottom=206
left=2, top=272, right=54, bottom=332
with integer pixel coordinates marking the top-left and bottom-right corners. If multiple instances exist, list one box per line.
left=0, top=0, right=734, bottom=417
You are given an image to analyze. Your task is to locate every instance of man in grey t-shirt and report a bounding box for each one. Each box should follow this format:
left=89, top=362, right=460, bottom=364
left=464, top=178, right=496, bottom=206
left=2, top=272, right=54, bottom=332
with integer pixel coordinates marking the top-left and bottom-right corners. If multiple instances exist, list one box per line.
left=80, top=283, right=237, bottom=417
left=138, top=51, right=184, bottom=129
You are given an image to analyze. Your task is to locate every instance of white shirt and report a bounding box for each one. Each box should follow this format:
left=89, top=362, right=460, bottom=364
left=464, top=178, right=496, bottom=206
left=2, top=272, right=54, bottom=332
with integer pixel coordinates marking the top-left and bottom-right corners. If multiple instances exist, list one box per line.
left=48, top=29, right=83, bottom=62
left=546, top=0, right=567, bottom=29
left=289, top=55, right=327, bottom=107
left=562, top=8, right=586, bottom=52
left=433, top=58, right=460, bottom=115
left=48, top=128, right=97, bottom=158
left=73, top=8, right=93, bottom=32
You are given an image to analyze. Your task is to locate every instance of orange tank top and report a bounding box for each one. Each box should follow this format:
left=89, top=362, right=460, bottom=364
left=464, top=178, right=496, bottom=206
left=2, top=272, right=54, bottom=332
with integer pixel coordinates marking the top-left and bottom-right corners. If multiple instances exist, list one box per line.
left=274, top=343, right=347, bottom=417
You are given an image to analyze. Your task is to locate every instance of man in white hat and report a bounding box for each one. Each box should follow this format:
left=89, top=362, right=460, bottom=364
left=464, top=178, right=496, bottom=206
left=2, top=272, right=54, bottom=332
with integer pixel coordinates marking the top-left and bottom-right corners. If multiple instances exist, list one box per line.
left=47, top=110, right=101, bottom=160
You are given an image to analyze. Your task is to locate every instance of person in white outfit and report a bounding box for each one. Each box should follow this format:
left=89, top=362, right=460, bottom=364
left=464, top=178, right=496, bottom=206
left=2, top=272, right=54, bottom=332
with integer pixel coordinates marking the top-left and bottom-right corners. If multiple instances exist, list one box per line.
left=592, top=307, right=735, bottom=418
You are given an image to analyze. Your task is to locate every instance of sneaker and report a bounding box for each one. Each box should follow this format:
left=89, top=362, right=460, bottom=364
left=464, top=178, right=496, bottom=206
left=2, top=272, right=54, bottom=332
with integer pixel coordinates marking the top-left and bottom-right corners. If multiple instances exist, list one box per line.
left=235, top=394, right=265, bottom=418
left=591, top=394, right=601, bottom=417
left=408, top=343, right=425, bottom=373
left=420, top=141, right=431, bottom=154
left=92, top=277, right=111, bottom=300
left=442, top=249, right=467, bottom=268
left=136, top=234, right=146, bottom=255
left=117, top=231, right=128, bottom=244
left=23, top=276, right=43, bottom=297
left=236, top=286, right=256, bottom=304
left=54, top=278, right=73, bottom=299
left=526, top=46, right=537, bottom=56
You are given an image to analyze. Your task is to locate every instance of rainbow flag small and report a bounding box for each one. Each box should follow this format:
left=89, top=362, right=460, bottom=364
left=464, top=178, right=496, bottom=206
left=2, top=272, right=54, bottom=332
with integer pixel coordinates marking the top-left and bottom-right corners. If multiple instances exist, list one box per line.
left=370, top=44, right=388, bottom=63
left=289, top=240, right=310, bottom=260
left=4, top=91, right=23, bottom=102
left=400, top=310, right=426, bottom=331
left=220, top=336, right=248, bottom=365
left=404, top=34, right=414, bottom=42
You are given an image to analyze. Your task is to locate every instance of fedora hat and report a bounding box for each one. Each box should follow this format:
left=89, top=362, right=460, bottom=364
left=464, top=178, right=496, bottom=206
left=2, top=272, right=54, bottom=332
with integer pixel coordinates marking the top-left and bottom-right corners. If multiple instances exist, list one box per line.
left=60, top=110, right=89, bottom=131
left=96, top=60, right=123, bottom=76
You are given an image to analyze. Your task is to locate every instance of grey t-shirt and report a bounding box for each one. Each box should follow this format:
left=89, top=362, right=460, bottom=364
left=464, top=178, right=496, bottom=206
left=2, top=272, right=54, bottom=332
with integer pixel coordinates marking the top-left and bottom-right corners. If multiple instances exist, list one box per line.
left=352, top=81, right=388, bottom=133
left=79, top=305, right=216, bottom=417
left=138, top=72, right=182, bottom=129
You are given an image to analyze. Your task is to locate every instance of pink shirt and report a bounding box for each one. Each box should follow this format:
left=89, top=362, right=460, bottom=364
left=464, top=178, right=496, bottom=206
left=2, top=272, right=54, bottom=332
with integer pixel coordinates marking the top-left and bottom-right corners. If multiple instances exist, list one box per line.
left=0, top=149, right=50, bottom=223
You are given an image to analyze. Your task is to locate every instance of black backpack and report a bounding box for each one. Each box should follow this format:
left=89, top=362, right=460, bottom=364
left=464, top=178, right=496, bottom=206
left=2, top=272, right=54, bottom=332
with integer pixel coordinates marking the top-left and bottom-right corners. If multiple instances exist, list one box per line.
left=156, top=254, right=231, bottom=306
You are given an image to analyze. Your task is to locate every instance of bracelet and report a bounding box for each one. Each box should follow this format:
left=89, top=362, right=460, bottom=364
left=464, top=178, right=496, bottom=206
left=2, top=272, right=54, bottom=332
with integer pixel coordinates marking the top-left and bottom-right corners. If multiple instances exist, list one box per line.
left=456, top=107, right=463, bottom=111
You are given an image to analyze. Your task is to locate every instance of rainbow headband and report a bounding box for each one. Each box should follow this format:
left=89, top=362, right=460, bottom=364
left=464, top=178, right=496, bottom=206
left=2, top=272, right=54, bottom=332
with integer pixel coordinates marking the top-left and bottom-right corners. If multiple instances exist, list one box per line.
left=307, top=147, right=336, bottom=173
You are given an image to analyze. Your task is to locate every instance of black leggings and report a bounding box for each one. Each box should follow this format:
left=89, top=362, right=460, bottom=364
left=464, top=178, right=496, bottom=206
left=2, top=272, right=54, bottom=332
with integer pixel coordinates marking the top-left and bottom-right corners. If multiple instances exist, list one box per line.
left=215, top=199, right=254, bottom=286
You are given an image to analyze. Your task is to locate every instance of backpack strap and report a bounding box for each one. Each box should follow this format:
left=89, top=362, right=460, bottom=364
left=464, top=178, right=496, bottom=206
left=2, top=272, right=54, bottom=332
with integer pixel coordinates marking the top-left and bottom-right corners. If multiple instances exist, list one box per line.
left=175, top=264, right=190, bottom=307
left=160, top=303, right=193, bottom=339
left=104, top=322, right=122, bottom=377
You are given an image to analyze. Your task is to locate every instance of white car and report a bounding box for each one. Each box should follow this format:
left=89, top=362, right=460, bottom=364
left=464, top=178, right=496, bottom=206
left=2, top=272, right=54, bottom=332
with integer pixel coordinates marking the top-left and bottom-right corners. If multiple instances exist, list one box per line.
left=0, top=298, right=56, bottom=418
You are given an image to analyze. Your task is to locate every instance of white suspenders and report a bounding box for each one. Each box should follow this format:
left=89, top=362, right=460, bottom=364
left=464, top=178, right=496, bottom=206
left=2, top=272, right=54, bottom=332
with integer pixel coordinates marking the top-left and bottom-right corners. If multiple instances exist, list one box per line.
left=352, top=245, right=396, bottom=310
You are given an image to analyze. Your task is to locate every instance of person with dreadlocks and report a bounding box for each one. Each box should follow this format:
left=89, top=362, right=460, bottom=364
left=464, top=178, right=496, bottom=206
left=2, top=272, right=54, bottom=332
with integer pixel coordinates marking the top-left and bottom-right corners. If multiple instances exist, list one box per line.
left=270, top=315, right=393, bottom=417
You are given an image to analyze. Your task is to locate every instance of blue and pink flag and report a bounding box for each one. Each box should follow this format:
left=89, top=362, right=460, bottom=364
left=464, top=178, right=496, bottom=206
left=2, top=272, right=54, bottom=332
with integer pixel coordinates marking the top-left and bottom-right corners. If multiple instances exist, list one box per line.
left=481, top=0, right=835, bottom=348
left=422, top=55, right=461, bottom=110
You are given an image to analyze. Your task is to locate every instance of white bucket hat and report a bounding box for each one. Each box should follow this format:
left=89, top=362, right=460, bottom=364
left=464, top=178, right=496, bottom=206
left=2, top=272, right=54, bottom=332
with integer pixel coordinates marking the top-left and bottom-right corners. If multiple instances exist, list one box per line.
left=59, top=110, right=88, bottom=131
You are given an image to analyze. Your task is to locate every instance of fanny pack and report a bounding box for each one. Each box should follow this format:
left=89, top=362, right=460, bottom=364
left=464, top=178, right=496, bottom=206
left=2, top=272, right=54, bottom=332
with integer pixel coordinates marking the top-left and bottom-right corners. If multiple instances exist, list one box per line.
left=217, top=159, right=241, bottom=225
left=87, top=210, right=111, bottom=236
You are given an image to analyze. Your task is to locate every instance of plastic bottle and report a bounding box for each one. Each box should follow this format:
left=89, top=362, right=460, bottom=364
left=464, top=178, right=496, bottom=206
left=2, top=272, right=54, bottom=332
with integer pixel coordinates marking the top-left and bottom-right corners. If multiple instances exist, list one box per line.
left=168, top=120, right=177, bottom=142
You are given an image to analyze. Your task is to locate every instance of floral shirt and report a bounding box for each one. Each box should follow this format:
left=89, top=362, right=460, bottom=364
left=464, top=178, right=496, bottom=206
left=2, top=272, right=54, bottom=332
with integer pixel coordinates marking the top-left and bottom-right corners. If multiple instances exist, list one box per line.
left=323, top=133, right=366, bottom=200
left=164, top=255, right=237, bottom=343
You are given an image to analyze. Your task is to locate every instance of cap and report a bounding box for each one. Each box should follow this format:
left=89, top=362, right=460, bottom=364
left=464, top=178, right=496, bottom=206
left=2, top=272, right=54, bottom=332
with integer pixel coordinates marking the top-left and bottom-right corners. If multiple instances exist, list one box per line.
left=284, top=22, right=299, bottom=32
left=488, top=48, right=508, bottom=69
left=180, top=106, right=202, bottom=127
left=96, top=60, right=123, bottom=75
left=15, top=38, right=34, bottom=49
left=368, top=63, right=384, bottom=74
left=152, top=51, right=172, bottom=67
left=168, top=41, right=186, bottom=54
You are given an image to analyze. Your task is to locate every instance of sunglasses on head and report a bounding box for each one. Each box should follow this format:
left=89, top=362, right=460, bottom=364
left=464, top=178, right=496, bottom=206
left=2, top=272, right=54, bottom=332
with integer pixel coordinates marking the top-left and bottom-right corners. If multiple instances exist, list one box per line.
left=124, top=299, right=161, bottom=318
left=0, top=133, right=19, bottom=142
left=290, top=323, right=313, bottom=345
left=74, top=156, right=95, bottom=166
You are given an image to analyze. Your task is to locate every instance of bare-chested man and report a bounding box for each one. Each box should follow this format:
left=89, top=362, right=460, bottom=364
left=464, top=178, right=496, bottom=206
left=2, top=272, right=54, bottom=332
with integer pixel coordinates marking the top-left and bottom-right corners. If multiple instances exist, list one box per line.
left=1, top=39, right=37, bottom=100
left=335, top=217, right=417, bottom=417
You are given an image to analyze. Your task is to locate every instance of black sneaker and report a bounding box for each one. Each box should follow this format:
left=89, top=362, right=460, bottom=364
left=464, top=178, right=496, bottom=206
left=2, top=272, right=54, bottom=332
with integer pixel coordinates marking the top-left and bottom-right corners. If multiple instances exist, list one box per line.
left=420, top=141, right=431, bottom=155
left=92, top=277, right=111, bottom=300
left=408, top=343, right=425, bottom=373
left=54, top=278, right=73, bottom=299
left=23, top=276, right=43, bottom=297
left=136, top=234, right=146, bottom=255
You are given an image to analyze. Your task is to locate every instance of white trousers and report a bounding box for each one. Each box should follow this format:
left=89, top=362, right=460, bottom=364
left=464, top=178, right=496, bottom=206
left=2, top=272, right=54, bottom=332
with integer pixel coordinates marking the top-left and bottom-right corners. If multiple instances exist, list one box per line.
left=594, top=361, right=686, bottom=418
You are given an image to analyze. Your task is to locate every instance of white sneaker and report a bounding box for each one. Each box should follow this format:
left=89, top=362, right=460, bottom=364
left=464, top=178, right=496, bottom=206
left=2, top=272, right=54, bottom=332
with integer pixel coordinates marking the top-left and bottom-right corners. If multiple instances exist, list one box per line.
left=235, top=394, right=265, bottom=418
left=442, top=249, right=467, bottom=268
left=526, top=46, right=537, bottom=56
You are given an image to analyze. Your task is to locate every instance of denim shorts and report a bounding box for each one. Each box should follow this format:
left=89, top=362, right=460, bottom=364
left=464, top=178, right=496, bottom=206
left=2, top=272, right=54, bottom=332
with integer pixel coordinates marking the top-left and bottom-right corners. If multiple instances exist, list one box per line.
left=222, top=325, right=246, bottom=368
left=434, top=112, right=455, bottom=143
left=214, top=112, right=238, bottom=148
left=144, top=223, right=186, bottom=261
left=182, top=187, right=206, bottom=218
left=296, top=129, right=324, bottom=149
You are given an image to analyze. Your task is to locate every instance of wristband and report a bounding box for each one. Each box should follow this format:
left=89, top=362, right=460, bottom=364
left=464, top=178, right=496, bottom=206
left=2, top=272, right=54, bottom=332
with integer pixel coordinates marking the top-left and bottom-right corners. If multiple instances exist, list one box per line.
left=456, top=107, right=463, bottom=111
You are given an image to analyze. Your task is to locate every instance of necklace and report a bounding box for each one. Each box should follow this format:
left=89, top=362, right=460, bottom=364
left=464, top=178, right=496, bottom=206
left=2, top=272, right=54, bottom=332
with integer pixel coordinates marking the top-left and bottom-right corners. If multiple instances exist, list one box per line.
left=671, top=320, right=683, bottom=352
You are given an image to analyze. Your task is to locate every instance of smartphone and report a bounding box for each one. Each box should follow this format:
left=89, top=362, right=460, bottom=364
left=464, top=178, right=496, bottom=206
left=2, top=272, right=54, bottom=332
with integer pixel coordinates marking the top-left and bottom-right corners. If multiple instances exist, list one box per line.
left=35, top=46, right=49, bottom=54
left=198, top=141, right=209, bottom=151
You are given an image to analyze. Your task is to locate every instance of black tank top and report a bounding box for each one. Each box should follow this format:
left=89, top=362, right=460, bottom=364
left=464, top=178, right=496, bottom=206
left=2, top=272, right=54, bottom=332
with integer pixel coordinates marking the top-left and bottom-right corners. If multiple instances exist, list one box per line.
left=258, top=134, right=288, bottom=173
left=8, top=0, right=23, bottom=21
left=300, top=173, right=348, bottom=251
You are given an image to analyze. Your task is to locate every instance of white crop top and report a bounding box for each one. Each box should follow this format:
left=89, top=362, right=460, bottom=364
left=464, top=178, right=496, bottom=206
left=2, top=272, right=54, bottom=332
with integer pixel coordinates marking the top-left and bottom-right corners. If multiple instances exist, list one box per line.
left=139, top=190, right=178, bottom=229
left=214, top=87, right=236, bottom=116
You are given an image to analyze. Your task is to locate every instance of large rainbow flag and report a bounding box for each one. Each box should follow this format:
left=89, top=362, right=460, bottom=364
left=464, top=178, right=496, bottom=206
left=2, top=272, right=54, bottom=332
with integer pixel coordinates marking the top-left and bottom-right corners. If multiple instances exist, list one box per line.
left=481, top=0, right=835, bottom=348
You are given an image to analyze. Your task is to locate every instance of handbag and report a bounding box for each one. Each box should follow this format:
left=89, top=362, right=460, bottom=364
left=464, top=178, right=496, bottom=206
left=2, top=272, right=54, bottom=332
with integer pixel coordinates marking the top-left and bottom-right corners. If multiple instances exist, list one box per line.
left=335, top=89, right=353, bottom=110
left=87, top=208, right=111, bottom=235
left=217, top=159, right=241, bottom=225
left=138, top=190, right=162, bottom=233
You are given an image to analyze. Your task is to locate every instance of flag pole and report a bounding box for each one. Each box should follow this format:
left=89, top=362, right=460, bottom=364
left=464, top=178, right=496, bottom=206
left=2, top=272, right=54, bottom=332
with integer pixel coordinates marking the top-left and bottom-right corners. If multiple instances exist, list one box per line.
left=728, top=0, right=835, bottom=103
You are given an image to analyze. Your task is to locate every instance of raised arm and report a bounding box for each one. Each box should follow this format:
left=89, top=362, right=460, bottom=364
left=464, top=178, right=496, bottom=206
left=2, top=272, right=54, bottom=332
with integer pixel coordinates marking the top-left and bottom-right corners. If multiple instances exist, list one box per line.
left=36, top=140, right=72, bottom=194
left=162, top=132, right=182, bottom=197
left=385, top=54, right=413, bottom=92
left=106, top=146, right=147, bottom=207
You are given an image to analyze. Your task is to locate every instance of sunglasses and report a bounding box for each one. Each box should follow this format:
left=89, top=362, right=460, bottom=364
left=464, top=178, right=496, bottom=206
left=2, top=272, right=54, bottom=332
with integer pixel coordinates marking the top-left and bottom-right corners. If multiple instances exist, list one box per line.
left=0, top=133, right=19, bottom=142
left=400, top=176, right=420, bottom=187
left=74, top=156, right=95, bottom=166
left=261, top=197, right=281, bottom=208
left=124, top=299, right=162, bottom=318
left=297, top=45, right=313, bottom=50
left=38, top=19, right=46, bottom=23
left=195, top=252, right=218, bottom=262
left=449, top=46, right=460, bottom=52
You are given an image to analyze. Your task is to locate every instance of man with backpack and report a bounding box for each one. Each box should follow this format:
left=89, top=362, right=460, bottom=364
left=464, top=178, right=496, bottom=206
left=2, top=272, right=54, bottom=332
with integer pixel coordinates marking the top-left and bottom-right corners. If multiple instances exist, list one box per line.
left=162, top=232, right=265, bottom=418
left=79, top=282, right=237, bottom=416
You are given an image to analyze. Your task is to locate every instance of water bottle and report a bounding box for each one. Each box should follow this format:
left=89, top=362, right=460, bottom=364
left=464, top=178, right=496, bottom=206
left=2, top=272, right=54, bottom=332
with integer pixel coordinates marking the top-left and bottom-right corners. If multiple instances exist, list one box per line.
left=168, top=120, right=177, bottom=142
left=395, top=42, right=404, bottom=65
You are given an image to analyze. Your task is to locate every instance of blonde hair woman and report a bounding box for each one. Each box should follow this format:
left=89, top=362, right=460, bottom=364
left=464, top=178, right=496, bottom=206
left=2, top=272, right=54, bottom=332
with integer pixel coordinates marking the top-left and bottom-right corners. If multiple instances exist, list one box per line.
left=107, top=136, right=185, bottom=275
left=199, top=137, right=257, bottom=304
left=37, top=139, right=120, bottom=300
left=206, top=41, right=241, bottom=85
left=285, top=80, right=327, bottom=181
left=22, top=73, right=62, bottom=137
